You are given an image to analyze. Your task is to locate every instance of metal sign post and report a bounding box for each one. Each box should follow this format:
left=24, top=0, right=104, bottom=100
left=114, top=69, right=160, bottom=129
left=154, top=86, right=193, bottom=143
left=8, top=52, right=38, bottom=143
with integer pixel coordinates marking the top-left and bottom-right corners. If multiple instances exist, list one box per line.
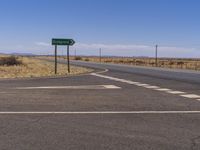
left=52, top=38, right=75, bottom=74
left=55, top=45, right=57, bottom=74
left=67, top=45, right=70, bottom=73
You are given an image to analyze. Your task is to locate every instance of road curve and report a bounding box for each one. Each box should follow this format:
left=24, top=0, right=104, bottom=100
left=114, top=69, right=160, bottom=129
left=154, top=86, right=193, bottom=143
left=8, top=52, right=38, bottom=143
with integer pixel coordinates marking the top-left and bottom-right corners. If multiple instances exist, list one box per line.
left=71, top=60, right=200, bottom=84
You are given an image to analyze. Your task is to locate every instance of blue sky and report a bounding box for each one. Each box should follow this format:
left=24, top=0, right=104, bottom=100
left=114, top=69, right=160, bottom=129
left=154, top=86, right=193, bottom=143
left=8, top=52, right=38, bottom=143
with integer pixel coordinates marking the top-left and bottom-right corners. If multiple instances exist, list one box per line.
left=0, top=0, right=200, bottom=57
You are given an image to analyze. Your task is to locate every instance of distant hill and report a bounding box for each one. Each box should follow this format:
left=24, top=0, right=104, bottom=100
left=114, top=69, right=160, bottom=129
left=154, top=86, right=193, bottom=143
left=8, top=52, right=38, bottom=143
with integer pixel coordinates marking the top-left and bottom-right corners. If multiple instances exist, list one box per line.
left=10, top=53, right=35, bottom=56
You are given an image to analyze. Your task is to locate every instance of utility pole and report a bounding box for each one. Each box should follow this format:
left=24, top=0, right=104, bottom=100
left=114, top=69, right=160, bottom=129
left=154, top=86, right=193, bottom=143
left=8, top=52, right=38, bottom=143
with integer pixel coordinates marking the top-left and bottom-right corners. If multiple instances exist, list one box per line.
left=99, top=48, right=102, bottom=63
left=155, top=45, right=158, bottom=67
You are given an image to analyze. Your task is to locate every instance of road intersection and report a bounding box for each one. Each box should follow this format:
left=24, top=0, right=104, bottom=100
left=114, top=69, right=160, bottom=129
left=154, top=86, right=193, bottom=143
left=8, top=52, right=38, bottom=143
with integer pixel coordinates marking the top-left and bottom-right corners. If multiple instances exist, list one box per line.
left=0, top=60, right=199, bottom=149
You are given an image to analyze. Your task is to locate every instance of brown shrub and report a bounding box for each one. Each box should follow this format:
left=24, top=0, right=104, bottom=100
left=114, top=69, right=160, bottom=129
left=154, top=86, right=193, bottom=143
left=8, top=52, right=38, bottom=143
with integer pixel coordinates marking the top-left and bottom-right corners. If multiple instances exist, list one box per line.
left=0, top=56, right=22, bottom=66
left=74, top=56, right=82, bottom=60
left=84, top=58, right=89, bottom=61
left=135, top=60, right=144, bottom=65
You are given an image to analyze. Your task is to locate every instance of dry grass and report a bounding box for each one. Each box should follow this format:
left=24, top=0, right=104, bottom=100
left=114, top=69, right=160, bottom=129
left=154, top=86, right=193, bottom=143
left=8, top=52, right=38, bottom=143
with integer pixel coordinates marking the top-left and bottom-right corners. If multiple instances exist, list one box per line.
left=71, top=56, right=200, bottom=71
left=0, top=56, right=92, bottom=78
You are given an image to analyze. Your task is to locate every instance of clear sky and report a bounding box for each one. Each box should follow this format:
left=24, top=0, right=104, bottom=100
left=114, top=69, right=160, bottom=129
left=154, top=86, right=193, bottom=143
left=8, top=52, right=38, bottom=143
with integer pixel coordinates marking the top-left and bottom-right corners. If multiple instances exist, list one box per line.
left=0, top=0, right=200, bottom=58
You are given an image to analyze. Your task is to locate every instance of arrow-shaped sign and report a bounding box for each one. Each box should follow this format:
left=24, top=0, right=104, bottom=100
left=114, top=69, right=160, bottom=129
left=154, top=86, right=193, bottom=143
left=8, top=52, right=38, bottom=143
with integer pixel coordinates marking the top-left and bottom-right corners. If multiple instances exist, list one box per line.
left=52, top=39, right=75, bottom=46
left=68, top=39, right=75, bottom=46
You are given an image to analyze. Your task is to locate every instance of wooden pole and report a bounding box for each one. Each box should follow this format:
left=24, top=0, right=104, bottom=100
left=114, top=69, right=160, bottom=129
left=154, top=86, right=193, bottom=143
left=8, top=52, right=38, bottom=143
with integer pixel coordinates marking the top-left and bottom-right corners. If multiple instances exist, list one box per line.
left=99, top=48, right=102, bottom=62
left=155, top=45, right=158, bottom=67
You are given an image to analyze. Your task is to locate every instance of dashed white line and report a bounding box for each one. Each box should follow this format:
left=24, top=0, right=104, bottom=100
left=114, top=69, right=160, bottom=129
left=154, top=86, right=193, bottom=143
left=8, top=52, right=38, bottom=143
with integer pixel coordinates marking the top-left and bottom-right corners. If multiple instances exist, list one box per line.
left=91, top=73, right=200, bottom=102
left=166, top=91, right=186, bottom=94
left=135, top=84, right=150, bottom=87
left=129, top=81, right=141, bottom=85
left=155, top=88, right=171, bottom=91
left=142, top=86, right=160, bottom=89
left=180, top=94, right=200, bottom=99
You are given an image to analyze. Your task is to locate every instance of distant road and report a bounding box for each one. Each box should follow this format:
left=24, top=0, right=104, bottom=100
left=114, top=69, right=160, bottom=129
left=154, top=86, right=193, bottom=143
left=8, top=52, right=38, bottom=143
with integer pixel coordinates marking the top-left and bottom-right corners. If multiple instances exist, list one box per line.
left=71, top=60, right=200, bottom=84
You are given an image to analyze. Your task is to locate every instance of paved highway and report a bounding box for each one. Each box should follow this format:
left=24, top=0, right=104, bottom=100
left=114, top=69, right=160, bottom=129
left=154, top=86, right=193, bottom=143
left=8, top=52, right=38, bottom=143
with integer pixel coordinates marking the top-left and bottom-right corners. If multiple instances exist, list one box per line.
left=0, top=59, right=200, bottom=150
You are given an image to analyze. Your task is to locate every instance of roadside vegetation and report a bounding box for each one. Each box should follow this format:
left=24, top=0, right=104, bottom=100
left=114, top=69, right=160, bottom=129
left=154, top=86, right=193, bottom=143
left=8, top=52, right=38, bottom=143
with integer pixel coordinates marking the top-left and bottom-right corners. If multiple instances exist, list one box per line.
left=0, top=56, right=22, bottom=66
left=0, top=55, right=92, bottom=78
left=74, top=56, right=82, bottom=60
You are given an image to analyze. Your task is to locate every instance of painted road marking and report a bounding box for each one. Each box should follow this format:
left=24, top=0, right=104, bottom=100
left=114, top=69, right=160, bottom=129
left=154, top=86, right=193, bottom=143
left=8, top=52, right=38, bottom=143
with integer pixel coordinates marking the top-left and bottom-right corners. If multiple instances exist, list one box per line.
left=102, top=85, right=121, bottom=89
left=95, top=69, right=109, bottom=74
left=16, top=85, right=121, bottom=90
left=155, top=88, right=171, bottom=91
left=0, top=111, right=199, bottom=114
left=143, top=86, right=160, bottom=89
left=166, top=91, right=186, bottom=94
left=135, top=83, right=150, bottom=87
left=180, top=94, right=200, bottom=99
left=91, top=73, right=200, bottom=102
left=91, top=73, right=141, bottom=85
left=129, top=81, right=141, bottom=84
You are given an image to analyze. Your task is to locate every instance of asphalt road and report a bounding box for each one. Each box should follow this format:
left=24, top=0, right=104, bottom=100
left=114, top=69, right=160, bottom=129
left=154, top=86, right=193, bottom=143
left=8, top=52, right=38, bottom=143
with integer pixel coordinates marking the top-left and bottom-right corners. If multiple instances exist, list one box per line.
left=0, top=59, right=200, bottom=150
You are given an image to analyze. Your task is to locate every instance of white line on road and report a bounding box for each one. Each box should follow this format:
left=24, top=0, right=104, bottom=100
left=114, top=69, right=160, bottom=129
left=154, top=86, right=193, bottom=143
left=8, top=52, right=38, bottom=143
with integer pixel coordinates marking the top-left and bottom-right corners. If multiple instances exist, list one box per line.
left=95, top=69, right=109, bottom=74
left=0, top=111, right=199, bottom=114
left=180, top=94, right=200, bottom=99
left=166, top=91, right=186, bottom=94
left=16, top=85, right=121, bottom=90
left=155, top=88, right=171, bottom=91
left=91, top=73, right=200, bottom=102
left=102, top=85, right=121, bottom=89
left=91, top=73, right=141, bottom=85
left=142, top=86, right=160, bottom=89
left=135, top=83, right=150, bottom=87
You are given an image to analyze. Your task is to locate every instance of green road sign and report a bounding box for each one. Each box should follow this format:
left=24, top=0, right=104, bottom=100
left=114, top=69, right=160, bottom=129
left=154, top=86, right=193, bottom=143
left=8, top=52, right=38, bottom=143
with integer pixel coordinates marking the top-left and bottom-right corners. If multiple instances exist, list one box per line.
left=52, top=39, right=75, bottom=46
left=52, top=38, right=75, bottom=74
